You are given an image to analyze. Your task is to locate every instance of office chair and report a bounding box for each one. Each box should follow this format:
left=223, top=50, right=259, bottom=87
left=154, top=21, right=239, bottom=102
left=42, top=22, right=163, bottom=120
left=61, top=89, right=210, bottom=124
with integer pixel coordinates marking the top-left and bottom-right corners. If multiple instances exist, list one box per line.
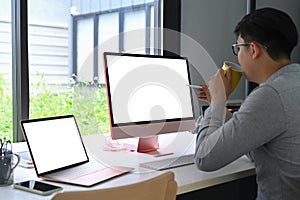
left=51, top=171, right=177, bottom=200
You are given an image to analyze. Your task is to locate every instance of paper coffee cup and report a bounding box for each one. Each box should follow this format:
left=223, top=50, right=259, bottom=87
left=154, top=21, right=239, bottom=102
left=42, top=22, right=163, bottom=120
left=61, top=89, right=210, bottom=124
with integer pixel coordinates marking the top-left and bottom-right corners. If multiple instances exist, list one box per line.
left=222, top=61, right=243, bottom=92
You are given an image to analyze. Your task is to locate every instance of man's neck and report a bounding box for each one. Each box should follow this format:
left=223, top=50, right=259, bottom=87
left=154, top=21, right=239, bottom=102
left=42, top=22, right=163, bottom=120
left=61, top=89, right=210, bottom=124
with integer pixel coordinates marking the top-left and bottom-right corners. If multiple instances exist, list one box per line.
left=256, top=58, right=290, bottom=84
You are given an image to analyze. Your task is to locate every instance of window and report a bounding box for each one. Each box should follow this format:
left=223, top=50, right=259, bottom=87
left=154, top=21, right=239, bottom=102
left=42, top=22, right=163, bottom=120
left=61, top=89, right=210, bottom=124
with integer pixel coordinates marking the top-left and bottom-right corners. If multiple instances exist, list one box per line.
left=0, top=0, right=180, bottom=142
left=28, top=0, right=162, bottom=137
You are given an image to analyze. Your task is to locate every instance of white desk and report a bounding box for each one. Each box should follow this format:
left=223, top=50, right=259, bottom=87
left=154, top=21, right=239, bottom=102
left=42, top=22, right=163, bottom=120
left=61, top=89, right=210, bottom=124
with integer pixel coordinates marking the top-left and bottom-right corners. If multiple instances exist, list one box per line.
left=0, top=132, right=255, bottom=199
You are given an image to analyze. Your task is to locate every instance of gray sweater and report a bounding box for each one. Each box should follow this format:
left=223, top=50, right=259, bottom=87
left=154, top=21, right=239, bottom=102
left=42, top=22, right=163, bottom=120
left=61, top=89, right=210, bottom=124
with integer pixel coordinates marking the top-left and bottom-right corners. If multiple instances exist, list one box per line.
left=195, top=63, right=300, bottom=200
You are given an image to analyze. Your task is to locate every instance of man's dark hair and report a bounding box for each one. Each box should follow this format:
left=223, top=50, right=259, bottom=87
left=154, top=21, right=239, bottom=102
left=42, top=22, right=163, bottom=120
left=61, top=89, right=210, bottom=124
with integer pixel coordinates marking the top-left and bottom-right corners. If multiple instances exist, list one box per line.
left=234, top=7, right=298, bottom=60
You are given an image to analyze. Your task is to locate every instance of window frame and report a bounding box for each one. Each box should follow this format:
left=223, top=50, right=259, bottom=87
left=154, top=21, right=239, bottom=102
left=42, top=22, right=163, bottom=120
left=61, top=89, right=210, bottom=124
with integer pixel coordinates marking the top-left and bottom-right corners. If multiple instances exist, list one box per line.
left=70, top=1, right=161, bottom=83
left=11, top=0, right=29, bottom=142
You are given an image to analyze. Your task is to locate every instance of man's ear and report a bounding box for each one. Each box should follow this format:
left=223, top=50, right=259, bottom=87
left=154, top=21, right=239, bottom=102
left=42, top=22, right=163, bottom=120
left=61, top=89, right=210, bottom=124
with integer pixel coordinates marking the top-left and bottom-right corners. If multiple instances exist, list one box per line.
left=250, top=42, right=261, bottom=59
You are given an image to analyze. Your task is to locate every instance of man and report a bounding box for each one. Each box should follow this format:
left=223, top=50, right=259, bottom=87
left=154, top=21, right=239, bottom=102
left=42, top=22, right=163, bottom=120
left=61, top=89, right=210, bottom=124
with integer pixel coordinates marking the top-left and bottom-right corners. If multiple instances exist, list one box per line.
left=195, top=7, right=300, bottom=200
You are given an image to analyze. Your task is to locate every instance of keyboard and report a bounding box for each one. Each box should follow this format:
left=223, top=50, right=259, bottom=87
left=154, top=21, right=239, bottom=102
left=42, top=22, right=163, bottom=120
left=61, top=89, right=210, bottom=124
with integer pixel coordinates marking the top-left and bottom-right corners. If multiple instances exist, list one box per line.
left=140, top=154, right=194, bottom=170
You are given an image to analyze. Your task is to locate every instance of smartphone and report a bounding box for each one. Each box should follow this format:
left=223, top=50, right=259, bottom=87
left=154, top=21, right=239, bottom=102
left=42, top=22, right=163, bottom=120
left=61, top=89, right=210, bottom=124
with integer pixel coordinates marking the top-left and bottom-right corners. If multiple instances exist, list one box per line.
left=14, top=180, right=62, bottom=196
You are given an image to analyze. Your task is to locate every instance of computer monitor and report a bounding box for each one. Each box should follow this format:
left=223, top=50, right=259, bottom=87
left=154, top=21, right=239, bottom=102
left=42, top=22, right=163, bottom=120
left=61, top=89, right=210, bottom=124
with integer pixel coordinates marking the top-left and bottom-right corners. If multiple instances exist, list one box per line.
left=103, top=52, right=195, bottom=153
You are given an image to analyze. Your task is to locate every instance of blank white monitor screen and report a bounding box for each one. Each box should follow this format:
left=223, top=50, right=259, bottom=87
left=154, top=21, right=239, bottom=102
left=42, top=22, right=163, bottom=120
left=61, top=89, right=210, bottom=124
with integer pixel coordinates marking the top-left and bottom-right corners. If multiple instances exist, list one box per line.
left=21, top=116, right=88, bottom=175
left=104, top=52, right=195, bottom=142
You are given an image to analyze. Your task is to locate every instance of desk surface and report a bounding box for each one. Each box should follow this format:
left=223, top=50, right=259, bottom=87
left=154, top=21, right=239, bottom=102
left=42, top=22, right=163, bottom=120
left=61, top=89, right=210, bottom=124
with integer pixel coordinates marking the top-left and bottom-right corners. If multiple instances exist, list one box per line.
left=1, top=132, right=255, bottom=199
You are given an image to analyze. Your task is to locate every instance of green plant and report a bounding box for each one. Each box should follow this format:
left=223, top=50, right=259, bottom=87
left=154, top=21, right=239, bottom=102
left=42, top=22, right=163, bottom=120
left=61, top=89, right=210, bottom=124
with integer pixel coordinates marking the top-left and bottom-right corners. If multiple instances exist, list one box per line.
left=30, top=73, right=73, bottom=118
left=30, top=73, right=110, bottom=135
left=70, top=76, right=110, bottom=135
left=0, top=72, right=110, bottom=142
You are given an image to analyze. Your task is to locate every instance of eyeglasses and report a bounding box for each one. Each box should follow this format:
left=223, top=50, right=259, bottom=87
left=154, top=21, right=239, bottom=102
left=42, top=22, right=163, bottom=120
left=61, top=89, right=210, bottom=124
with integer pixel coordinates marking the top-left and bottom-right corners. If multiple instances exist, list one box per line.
left=231, top=43, right=251, bottom=56
left=232, top=42, right=268, bottom=56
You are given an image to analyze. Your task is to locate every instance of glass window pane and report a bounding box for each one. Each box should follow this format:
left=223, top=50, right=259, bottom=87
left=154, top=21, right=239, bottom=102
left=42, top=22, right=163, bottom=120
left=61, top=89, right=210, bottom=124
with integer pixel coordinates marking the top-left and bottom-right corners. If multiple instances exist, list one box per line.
left=0, top=0, right=13, bottom=141
left=98, top=12, right=119, bottom=84
left=28, top=0, right=70, bottom=120
left=27, top=0, right=108, bottom=135
left=124, top=10, right=146, bottom=53
left=98, top=13, right=119, bottom=48
left=76, top=18, right=94, bottom=82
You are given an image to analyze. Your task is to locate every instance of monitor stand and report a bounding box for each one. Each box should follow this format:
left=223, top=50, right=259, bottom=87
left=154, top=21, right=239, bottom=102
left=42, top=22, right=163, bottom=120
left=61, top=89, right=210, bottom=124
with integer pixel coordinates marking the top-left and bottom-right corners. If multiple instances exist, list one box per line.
left=137, top=135, right=174, bottom=157
left=137, top=135, right=159, bottom=153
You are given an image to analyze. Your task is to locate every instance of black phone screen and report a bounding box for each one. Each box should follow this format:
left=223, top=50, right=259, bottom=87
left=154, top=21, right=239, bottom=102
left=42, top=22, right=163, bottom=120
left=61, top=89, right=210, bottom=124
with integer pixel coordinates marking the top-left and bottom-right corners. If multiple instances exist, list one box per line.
left=14, top=180, right=62, bottom=195
left=18, top=180, right=60, bottom=191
